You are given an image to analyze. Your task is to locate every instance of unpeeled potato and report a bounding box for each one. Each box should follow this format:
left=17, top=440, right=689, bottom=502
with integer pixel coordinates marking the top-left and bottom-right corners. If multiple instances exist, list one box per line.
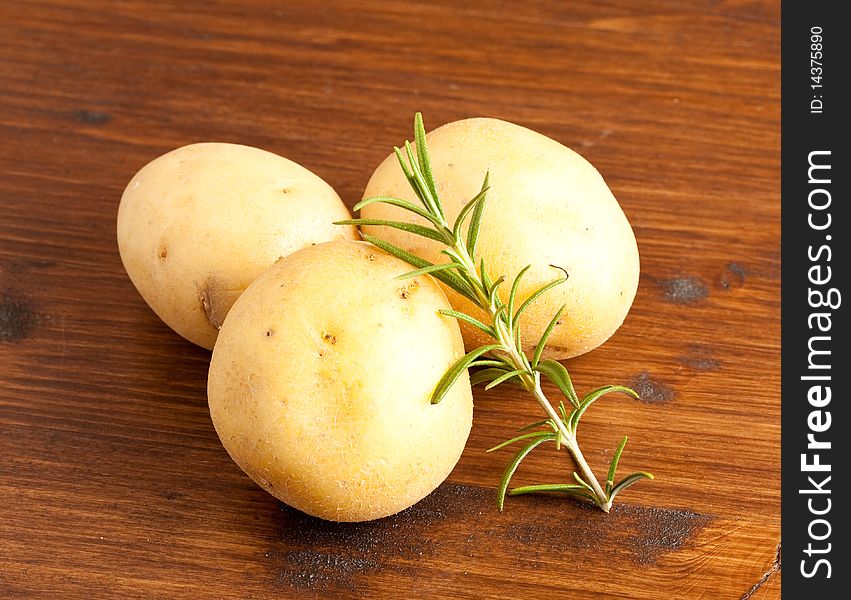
left=117, top=142, right=357, bottom=349
left=362, top=117, right=639, bottom=359
left=207, top=240, right=473, bottom=522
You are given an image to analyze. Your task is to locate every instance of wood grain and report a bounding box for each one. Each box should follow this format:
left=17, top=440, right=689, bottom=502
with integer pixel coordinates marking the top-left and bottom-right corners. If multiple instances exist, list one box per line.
left=0, top=1, right=779, bottom=598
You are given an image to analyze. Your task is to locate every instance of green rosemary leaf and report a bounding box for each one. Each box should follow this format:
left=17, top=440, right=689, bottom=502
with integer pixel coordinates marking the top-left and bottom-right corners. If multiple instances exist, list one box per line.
left=513, top=267, right=569, bottom=325
left=570, top=385, right=639, bottom=432
left=488, top=275, right=506, bottom=300
left=431, top=344, right=503, bottom=405
left=393, top=140, right=432, bottom=205
left=514, top=321, right=522, bottom=355
left=470, top=367, right=511, bottom=387
left=606, top=436, right=629, bottom=496
left=393, top=146, right=421, bottom=202
left=535, top=359, right=580, bottom=409
left=452, top=185, right=490, bottom=241
left=470, top=359, right=511, bottom=368
left=507, top=265, right=532, bottom=332
left=473, top=368, right=526, bottom=390
left=360, top=233, right=430, bottom=267
left=487, top=430, right=555, bottom=453
left=413, top=113, right=439, bottom=206
left=516, top=336, right=532, bottom=373
left=608, top=471, right=655, bottom=503
left=507, top=484, right=597, bottom=502
left=558, top=400, right=568, bottom=423
left=484, top=368, right=526, bottom=390
left=404, top=140, right=442, bottom=219
left=516, top=418, right=553, bottom=432
left=434, top=276, right=478, bottom=301
left=398, top=262, right=464, bottom=280
left=353, top=195, right=442, bottom=227
left=584, top=385, right=641, bottom=403
left=532, top=305, right=566, bottom=368
left=335, top=219, right=447, bottom=243
left=361, top=234, right=476, bottom=301
left=496, top=435, right=554, bottom=511
left=439, top=247, right=463, bottom=264
left=437, top=308, right=495, bottom=337
left=440, top=276, right=481, bottom=303
left=572, top=471, right=594, bottom=493
left=480, top=258, right=492, bottom=291
left=466, top=172, right=489, bottom=258
left=492, top=304, right=509, bottom=324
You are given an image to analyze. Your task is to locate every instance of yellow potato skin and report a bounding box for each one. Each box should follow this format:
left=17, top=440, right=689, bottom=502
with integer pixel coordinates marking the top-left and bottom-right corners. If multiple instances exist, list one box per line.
left=362, top=118, right=639, bottom=359
left=207, top=240, right=473, bottom=522
left=117, top=142, right=357, bottom=349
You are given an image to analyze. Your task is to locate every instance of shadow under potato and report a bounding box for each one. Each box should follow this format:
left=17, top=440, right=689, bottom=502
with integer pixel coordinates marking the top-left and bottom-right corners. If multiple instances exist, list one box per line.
left=264, top=482, right=711, bottom=592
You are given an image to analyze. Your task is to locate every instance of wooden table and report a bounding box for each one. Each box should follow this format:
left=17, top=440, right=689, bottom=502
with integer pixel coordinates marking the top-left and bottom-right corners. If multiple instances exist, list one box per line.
left=0, top=1, right=780, bottom=598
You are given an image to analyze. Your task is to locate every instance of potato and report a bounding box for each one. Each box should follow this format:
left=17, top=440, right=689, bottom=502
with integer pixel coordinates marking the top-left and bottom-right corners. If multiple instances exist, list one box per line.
left=362, top=118, right=639, bottom=359
left=207, top=239, right=473, bottom=522
left=117, top=142, right=357, bottom=349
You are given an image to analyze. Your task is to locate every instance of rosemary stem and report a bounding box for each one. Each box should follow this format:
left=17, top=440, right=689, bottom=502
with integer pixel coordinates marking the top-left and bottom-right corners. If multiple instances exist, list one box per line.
left=452, top=241, right=610, bottom=512
left=527, top=377, right=611, bottom=512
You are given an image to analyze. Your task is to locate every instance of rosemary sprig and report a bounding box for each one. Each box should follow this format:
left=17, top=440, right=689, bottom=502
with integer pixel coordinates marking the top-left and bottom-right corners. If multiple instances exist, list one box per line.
left=337, top=113, right=653, bottom=513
